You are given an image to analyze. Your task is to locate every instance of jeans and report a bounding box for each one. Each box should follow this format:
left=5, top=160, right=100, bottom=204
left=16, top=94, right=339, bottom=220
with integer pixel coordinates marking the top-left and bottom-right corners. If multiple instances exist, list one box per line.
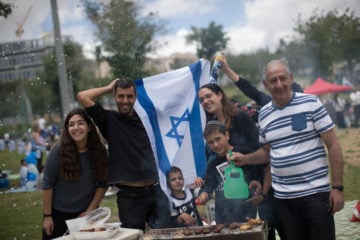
left=116, top=182, right=172, bottom=231
left=274, top=192, right=335, bottom=240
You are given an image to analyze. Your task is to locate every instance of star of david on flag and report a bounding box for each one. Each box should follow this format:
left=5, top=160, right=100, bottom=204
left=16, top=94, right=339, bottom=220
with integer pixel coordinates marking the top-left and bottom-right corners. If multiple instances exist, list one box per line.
left=134, top=59, right=210, bottom=191
left=166, top=109, right=191, bottom=146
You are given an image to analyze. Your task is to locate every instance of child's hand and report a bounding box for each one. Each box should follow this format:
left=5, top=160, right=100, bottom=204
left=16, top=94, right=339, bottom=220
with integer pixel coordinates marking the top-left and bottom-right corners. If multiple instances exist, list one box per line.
left=193, top=177, right=204, bottom=188
left=178, top=213, right=196, bottom=226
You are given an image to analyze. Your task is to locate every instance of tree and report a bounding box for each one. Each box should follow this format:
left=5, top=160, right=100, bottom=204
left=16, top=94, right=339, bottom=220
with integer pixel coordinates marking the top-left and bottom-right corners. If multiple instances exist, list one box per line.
left=26, top=52, right=61, bottom=114
left=0, top=82, right=21, bottom=119
left=224, top=49, right=278, bottom=84
left=276, top=38, right=313, bottom=80
left=219, top=50, right=278, bottom=104
left=186, top=21, right=229, bottom=60
left=25, top=41, right=95, bottom=115
left=0, top=1, right=12, bottom=18
left=63, top=41, right=97, bottom=94
left=84, top=0, right=164, bottom=79
left=294, top=8, right=360, bottom=83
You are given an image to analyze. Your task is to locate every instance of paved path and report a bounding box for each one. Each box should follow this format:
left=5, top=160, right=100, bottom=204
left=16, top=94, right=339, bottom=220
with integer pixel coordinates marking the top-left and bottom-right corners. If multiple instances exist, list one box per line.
left=334, top=200, right=360, bottom=240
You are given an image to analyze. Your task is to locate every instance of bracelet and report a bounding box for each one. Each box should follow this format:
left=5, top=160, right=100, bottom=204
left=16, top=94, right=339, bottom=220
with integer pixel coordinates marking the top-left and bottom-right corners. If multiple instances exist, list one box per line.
left=43, top=213, right=52, bottom=217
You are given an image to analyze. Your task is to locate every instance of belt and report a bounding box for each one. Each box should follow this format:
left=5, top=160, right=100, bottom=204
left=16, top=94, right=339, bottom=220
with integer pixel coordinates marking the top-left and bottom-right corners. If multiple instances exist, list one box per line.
left=115, top=181, right=159, bottom=190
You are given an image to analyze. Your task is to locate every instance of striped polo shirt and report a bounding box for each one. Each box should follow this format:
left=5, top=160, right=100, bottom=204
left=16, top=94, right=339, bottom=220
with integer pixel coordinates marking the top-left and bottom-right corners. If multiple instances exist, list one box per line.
left=258, top=92, right=334, bottom=199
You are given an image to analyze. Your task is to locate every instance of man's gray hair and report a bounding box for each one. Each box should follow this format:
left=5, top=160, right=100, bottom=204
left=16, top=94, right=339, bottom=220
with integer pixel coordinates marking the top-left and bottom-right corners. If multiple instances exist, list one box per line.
left=262, top=58, right=292, bottom=81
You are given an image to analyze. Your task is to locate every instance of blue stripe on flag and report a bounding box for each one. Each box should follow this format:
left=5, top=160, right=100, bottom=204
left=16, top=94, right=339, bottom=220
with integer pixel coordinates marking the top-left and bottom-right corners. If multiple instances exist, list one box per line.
left=189, top=61, right=207, bottom=178
left=135, top=79, right=171, bottom=175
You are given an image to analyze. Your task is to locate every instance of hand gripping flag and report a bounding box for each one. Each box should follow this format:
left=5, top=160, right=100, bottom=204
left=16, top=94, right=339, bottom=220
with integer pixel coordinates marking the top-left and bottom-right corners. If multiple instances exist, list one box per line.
left=134, top=59, right=210, bottom=191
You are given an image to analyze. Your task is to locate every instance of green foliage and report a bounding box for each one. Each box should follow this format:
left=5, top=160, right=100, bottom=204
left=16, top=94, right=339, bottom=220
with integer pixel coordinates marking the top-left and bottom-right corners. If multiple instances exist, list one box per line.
left=25, top=51, right=61, bottom=115
left=223, top=83, right=253, bottom=104
left=276, top=39, right=313, bottom=79
left=84, top=0, right=164, bottom=79
left=223, top=49, right=280, bottom=88
left=0, top=82, right=21, bottom=119
left=0, top=1, right=12, bottom=18
left=63, top=41, right=97, bottom=93
left=186, top=21, right=229, bottom=60
left=23, top=40, right=96, bottom=116
left=294, top=8, right=360, bottom=82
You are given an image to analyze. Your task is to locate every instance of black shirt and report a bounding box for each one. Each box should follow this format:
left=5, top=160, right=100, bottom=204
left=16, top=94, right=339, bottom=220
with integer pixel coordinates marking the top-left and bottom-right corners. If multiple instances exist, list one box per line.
left=85, top=103, right=158, bottom=184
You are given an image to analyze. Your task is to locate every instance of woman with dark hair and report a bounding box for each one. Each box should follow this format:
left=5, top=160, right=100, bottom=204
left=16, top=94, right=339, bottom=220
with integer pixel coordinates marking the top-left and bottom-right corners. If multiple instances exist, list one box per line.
left=198, top=83, right=260, bottom=156
left=42, top=108, right=108, bottom=239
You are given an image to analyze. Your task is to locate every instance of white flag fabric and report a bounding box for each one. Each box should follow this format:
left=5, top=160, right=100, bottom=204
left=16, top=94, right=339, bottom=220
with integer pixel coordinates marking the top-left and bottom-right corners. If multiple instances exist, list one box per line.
left=134, top=59, right=210, bottom=191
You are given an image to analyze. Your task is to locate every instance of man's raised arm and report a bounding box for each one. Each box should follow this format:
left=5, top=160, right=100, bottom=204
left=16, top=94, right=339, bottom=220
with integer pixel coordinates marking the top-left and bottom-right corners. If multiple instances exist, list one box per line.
left=77, top=79, right=117, bottom=108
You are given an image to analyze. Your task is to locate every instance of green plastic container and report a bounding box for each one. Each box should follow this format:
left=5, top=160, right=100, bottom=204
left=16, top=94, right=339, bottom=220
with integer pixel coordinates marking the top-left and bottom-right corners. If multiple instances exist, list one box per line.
left=223, top=150, right=249, bottom=199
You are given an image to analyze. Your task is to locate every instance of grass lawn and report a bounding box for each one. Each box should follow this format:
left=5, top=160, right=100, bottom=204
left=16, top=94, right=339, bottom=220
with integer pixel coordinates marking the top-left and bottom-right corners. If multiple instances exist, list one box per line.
left=0, top=127, right=359, bottom=239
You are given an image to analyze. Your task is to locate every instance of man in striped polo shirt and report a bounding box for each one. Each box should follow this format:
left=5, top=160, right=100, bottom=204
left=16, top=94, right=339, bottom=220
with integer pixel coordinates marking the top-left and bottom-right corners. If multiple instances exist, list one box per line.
left=230, top=59, right=344, bottom=240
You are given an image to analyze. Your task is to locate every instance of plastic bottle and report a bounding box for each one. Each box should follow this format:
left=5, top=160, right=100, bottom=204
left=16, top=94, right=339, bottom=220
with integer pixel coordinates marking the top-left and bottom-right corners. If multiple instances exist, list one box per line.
left=209, top=51, right=224, bottom=84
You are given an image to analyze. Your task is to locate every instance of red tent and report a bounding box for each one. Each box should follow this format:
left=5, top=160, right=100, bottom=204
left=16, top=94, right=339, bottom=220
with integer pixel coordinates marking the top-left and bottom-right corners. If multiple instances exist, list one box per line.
left=304, top=77, right=353, bottom=95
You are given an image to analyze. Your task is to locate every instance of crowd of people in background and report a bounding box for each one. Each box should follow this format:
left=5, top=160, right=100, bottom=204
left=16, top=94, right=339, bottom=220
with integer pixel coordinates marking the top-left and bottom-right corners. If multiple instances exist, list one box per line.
left=0, top=120, right=61, bottom=155
left=0, top=115, right=62, bottom=192
left=323, top=90, right=360, bottom=129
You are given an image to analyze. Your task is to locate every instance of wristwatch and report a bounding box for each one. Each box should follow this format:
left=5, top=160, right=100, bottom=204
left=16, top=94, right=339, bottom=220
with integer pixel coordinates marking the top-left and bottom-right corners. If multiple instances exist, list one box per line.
left=332, top=185, right=344, bottom=192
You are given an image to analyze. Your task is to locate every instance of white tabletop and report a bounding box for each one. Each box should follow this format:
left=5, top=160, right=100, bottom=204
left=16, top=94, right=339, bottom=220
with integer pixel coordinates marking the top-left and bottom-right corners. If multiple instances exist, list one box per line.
left=54, top=227, right=143, bottom=240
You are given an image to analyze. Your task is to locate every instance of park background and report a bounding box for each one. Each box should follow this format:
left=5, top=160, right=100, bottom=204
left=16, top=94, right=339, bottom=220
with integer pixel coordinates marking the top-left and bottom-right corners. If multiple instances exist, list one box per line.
left=0, top=126, right=359, bottom=239
left=0, top=0, right=360, bottom=239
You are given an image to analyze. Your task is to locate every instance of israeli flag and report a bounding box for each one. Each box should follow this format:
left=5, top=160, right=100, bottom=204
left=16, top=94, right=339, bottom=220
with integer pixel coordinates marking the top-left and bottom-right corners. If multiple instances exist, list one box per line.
left=134, top=59, right=210, bottom=191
